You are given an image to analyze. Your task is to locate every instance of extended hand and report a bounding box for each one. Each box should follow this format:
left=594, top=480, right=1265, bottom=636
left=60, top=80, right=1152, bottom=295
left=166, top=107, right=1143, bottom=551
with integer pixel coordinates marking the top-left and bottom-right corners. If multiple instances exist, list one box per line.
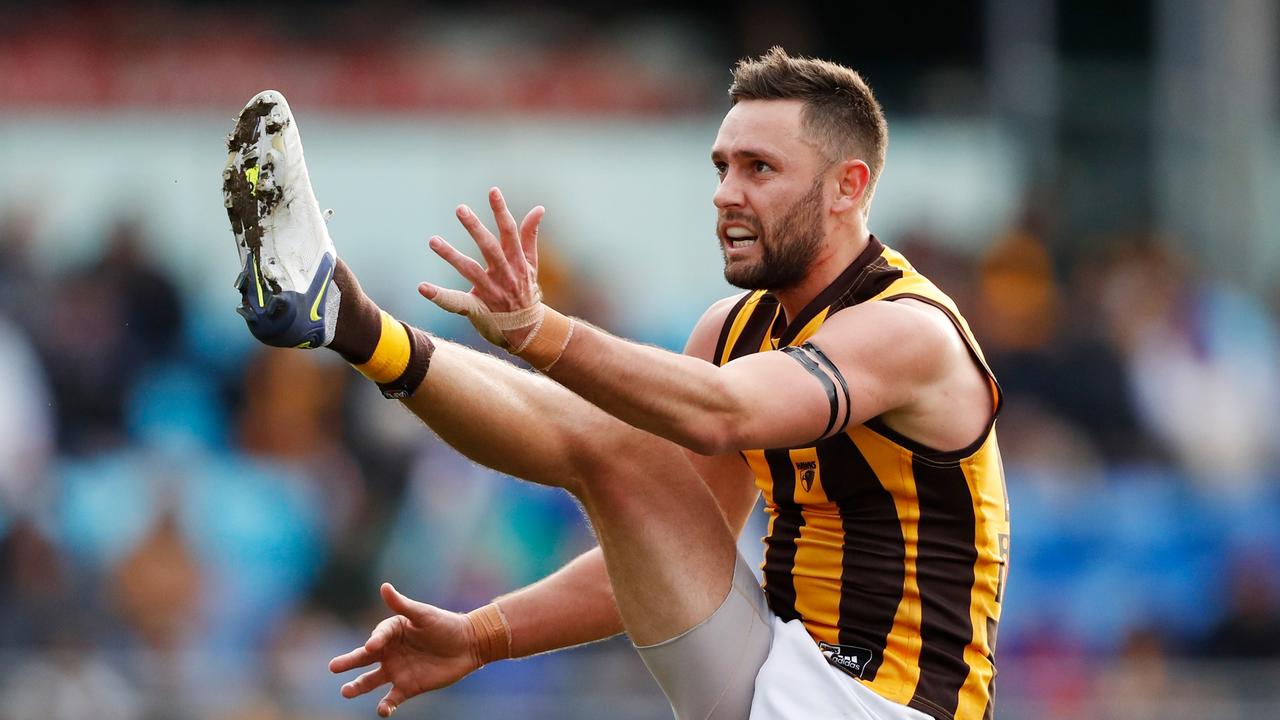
left=419, top=187, right=546, bottom=348
left=329, top=583, right=482, bottom=717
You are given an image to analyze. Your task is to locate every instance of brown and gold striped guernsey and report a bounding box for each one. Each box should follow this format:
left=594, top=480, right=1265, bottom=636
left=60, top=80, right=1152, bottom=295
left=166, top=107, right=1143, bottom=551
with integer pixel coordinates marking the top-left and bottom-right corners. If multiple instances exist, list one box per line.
left=713, top=236, right=1009, bottom=720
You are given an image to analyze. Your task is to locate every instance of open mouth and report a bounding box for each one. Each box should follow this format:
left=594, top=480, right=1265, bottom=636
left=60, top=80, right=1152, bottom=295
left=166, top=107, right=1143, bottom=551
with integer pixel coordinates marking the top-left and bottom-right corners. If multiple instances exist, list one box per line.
left=724, top=225, right=758, bottom=249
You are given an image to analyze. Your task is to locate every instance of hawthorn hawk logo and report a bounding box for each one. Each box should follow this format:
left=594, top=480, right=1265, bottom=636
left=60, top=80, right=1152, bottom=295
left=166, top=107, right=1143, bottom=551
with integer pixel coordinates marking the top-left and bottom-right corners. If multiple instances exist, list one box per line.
left=796, top=460, right=817, bottom=492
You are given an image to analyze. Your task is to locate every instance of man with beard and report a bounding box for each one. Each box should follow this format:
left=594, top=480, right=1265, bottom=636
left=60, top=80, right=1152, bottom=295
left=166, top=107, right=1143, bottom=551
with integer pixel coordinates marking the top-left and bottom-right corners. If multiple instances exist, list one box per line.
left=226, top=48, right=1007, bottom=720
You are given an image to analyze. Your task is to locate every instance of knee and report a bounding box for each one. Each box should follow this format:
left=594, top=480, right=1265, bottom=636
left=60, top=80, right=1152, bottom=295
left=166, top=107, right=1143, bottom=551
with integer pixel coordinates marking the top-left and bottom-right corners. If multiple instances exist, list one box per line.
left=561, top=421, right=676, bottom=499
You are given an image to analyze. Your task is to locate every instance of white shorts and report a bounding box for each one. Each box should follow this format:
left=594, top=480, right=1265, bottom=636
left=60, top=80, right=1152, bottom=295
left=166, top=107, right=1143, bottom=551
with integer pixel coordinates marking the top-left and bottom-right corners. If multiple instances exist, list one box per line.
left=636, top=553, right=933, bottom=720
left=750, top=617, right=933, bottom=720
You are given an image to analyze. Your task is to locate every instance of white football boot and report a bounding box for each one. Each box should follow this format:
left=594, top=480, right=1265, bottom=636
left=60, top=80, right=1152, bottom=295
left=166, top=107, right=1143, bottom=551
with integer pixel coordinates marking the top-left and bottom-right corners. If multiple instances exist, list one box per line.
left=223, top=90, right=339, bottom=349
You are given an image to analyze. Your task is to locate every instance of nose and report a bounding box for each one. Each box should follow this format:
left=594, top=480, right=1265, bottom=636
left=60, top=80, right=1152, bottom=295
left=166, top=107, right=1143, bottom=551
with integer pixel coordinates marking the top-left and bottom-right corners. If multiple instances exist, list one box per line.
left=713, top=171, right=744, bottom=210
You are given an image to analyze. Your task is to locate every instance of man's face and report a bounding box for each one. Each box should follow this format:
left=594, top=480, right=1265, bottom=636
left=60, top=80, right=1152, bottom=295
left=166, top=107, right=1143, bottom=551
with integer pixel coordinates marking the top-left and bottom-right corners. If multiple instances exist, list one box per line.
left=711, top=100, right=831, bottom=291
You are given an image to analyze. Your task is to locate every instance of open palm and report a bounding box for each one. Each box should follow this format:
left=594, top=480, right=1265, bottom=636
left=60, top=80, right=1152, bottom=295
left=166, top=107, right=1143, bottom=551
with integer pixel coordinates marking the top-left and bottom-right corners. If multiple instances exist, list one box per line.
left=329, top=583, right=481, bottom=717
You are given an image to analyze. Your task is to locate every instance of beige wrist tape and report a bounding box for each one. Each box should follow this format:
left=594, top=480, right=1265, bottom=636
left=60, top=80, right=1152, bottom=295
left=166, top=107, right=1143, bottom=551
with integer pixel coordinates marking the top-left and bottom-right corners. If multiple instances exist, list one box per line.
left=490, top=302, right=545, bottom=332
left=424, top=287, right=544, bottom=350
left=466, top=602, right=512, bottom=666
left=513, top=306, right=575, bottom=372
left=423, top=287, right=572, bottom=370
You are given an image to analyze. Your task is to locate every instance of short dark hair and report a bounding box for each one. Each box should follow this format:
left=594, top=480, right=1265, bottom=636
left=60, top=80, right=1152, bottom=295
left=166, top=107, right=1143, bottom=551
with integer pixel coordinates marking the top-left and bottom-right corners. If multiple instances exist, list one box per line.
left=729, top=47, right=888, bottom=209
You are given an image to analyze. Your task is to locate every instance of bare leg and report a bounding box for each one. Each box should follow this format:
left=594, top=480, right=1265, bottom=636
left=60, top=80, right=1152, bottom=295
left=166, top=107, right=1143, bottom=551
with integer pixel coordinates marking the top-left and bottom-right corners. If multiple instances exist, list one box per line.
left=402, top=340, right=736, bottom=645
left=220, top=90, right=749, bottom=710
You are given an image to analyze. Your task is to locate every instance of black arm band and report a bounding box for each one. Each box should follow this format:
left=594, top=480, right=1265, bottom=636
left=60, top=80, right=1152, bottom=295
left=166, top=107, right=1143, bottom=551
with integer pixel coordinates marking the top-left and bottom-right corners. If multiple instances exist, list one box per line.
left=802, top=342, right=852, bottom=434
left=781, top=344, right=841, bottom=440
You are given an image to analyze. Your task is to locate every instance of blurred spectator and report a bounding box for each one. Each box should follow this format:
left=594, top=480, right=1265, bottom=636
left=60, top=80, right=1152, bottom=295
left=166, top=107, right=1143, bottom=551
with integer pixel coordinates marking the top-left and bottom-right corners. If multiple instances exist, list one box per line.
left=536, top=241, right=615, bottom=331
left=1055, top=248, right=1164, bottom=462
left=992, top=401, right=1104, bottom=478
left=376, top=436, right=541, bottom=610
left=1000, top=618, right=1092, bottom=720
left=96, top=219, right=185, bottom=358
left=0, top=207, right=42, bottom=331
left=39, top=261, right=133, bottom=452
left=895, top=229, right=978, bottom=313
left=239, top=349, right=353, bottom=469
left=267, top=606, right=368, bottom=717
left=109, top=507, right=202, bottom=653
left=0, top=516, right=74, bottom=648
left=36, top=219, right=185, bottom=455
left=1098, top=627, right=1179, bottom=720
left=977, top=222, right=1061, bottom=355
left=238, top=348, right=371, bottom=618
left=1098, top=238, right=1280, bottom=488
left=0, top=519, right=135, bottom=720
left=976, top=215, right=1152, bottom=465
left=0, top=315, right=55, bottom=509
left=1202, top=554, right=1280, bottom=660
left=0, top=647, right=143, bottom=720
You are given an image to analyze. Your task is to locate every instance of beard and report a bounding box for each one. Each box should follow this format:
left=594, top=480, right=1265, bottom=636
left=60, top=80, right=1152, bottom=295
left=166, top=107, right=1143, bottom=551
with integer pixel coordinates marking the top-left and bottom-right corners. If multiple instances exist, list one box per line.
left=720, top=174, right=825, bottom=292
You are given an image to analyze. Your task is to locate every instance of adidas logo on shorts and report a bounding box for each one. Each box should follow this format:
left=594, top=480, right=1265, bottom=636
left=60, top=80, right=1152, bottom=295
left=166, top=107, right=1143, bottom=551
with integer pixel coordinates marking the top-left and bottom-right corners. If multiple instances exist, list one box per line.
left=818, top=642, right=874, bottom=679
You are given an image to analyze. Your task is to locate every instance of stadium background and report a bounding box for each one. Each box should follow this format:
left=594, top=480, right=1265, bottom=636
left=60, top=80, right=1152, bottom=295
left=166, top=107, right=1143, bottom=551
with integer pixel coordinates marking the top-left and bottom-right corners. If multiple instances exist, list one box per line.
left=2, top=0, right=1279, bottom=717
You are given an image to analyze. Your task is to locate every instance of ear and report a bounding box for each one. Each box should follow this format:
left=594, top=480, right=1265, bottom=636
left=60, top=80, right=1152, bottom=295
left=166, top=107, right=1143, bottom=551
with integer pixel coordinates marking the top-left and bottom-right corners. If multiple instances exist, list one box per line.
left=829, top=159, right=871, bottom=215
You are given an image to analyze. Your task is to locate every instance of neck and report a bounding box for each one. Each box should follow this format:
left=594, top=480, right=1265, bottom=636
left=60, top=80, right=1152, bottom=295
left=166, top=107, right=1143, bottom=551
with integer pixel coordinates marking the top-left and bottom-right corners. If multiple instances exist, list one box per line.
left=773, top=227, right=871, bottom=322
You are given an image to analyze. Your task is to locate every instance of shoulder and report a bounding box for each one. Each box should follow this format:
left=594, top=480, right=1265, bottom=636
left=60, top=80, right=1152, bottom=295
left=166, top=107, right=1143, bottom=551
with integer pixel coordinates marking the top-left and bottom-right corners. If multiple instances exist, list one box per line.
left=683, top=292, right=753, bottom=361
left=811, top=298, right=967, bottom=383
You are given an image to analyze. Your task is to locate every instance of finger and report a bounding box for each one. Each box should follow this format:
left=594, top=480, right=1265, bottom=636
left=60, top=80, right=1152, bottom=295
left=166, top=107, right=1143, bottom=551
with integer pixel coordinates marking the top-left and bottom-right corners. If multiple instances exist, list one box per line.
left=379, top=687, right=408, bottom=717
left=381, top=582, right=440, bottom=626
left=365, top=615, right=404, bottom=655
left=329, top=645, right=377, bottom=674
left=341, top=667, right=388, bottom=699
left=456, top=205, right=517, bottom=285
left=487, top=187, right=527, bottom=274
left=519, top=205, right=545, bottom=271
left=428, top=235, right=494, bottom=292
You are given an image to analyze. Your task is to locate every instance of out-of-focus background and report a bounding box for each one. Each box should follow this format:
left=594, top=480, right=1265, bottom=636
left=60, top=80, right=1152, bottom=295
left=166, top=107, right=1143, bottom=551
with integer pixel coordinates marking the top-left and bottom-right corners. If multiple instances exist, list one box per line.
left=2, top=1, right=1279, bottom=718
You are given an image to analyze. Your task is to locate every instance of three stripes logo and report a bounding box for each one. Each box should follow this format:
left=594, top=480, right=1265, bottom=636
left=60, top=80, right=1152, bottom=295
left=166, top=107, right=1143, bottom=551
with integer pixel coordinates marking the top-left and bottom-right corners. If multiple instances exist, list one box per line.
left=818, top=642, right=874, bottom=679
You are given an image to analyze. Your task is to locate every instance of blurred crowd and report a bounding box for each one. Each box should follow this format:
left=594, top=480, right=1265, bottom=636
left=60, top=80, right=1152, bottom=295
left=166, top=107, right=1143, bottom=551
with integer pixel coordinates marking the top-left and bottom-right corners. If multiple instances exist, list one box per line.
left=3, top=1, right=1279, bottom=718
left=0, top=208, right=637, bottom=719
left=2, top=201, right=1280, bottom=718
left=897, top=204, right=1280, bottom=717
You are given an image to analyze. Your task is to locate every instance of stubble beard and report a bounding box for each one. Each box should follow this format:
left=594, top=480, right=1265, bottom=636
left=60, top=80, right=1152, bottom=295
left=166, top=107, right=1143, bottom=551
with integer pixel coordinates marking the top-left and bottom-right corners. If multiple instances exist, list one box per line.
left=721, top=175, right=825, bottom=292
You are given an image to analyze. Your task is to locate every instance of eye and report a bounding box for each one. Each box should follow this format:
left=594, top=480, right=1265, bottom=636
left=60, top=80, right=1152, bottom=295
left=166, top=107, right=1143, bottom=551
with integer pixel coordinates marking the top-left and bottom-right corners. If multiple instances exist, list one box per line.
left=754, top=160, right=773, bottom=173
left=713, top=162, right=727, bottom=180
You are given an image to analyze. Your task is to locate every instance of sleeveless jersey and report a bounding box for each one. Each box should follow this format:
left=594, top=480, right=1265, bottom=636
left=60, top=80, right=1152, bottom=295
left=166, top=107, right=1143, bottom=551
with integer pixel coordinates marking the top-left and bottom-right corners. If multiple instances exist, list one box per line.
left=712, top=236, right=1009, bottom=720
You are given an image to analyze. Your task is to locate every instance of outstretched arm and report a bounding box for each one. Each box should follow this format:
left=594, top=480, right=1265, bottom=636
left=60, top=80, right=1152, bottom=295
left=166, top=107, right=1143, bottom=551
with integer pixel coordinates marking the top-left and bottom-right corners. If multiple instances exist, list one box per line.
left=422, top=187, right=973, bottom=455
left=328, top=550, right=618, bottom=717
left=332, top=448, right=754, bottom=717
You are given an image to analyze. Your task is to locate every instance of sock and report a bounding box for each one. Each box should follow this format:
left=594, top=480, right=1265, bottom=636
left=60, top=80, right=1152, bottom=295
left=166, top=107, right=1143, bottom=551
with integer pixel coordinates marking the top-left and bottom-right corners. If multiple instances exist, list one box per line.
left=329, top=259, right=435, bottom=399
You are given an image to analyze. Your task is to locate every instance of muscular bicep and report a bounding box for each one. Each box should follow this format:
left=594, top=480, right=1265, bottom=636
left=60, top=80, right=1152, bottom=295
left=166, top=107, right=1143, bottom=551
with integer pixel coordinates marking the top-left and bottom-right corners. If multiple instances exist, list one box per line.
left=715, top=300, right=956, bottom=451
left=680, top=293, right=838, bottom=450
left=713, top=350, right=849, bottom=449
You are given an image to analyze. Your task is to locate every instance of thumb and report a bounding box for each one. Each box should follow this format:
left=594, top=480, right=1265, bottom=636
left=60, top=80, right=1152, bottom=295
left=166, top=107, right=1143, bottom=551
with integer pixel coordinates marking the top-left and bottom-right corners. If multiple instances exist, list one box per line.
left=380, top=582, right=440, bottom=626
left=419, top=284, right=508, bottom=349
left=421, top=284, right=487, bottom=318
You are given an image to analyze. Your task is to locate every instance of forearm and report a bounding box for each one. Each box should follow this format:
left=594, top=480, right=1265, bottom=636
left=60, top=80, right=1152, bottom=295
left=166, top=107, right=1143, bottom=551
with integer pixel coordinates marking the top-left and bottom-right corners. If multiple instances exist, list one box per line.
left=493, top=547, right=623, bottom=658
left=541, top=321, right=744, bottom=455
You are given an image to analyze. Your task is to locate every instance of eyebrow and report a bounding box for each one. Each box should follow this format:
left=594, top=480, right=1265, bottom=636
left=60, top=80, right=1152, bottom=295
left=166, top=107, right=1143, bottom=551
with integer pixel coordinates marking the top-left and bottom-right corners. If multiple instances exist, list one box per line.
left=710, top=146, right=782, bottom=164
